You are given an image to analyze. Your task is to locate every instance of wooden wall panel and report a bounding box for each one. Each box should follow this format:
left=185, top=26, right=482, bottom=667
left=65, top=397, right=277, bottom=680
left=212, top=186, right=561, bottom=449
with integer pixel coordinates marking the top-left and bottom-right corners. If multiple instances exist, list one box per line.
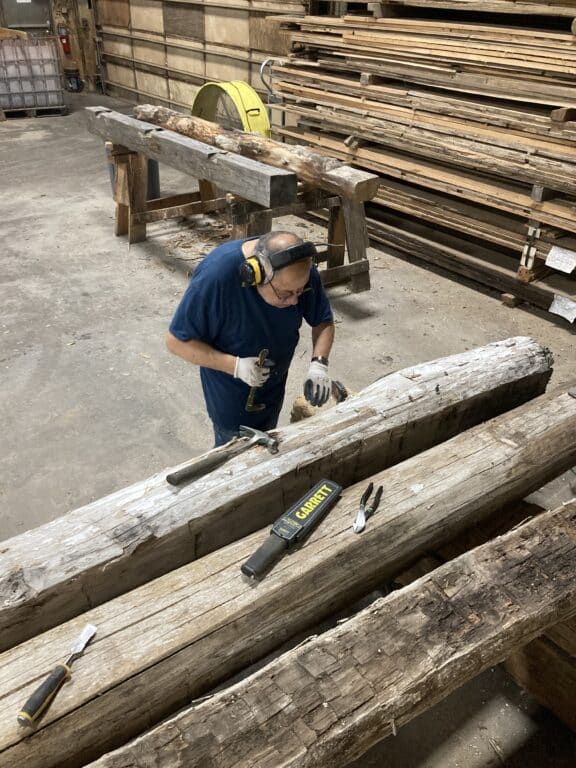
left=133, top=39, right=166, bottom=66
left=135, top=69, right=169, bottom=98
left=163, top=2, right=204, bottom=40
left=169, top=78, right=200, bottom=107
left=97, top=0, right=306, bottom=109
left=250, top=13, right=291, bottom=56
left=249, top=60, right=264, bottom=91
left=106, top=61, right=136, bottom=89
left=204, top=7, right=249, bottom=47
left=205, top=52, right=248, bottom=82
left=166, top=44, right=204, bottom=76
left=130, top=0, right=164, bottom=33
left=97, top=0, right=130, bottom=27
left=102, top=35, right=133, bottom=58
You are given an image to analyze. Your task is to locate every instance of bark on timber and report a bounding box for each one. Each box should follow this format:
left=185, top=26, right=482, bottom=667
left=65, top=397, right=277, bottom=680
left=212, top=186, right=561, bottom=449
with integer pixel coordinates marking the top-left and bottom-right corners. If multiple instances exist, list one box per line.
left=132, top=104, right=380, bottom=200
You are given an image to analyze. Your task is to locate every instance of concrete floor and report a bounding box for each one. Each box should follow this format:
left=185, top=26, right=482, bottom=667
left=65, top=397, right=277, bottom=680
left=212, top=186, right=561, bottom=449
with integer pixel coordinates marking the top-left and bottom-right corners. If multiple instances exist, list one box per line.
left=1, top=93, right=575, bottom=765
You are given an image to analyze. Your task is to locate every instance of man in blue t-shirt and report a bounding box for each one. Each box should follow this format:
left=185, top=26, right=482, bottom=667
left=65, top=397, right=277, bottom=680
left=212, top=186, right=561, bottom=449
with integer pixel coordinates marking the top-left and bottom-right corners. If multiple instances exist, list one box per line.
left=167, top=230, right=336, bottom=446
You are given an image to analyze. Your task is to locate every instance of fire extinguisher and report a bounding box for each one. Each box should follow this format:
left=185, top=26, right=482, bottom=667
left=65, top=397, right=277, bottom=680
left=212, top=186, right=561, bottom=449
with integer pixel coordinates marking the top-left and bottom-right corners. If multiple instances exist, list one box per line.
left=58, top=27, right=71, bottom=56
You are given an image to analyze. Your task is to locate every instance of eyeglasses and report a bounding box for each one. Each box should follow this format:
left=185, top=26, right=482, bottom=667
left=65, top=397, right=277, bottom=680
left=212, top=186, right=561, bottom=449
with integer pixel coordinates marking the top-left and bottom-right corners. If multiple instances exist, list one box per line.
left=268, top=280, right=312, bottom=302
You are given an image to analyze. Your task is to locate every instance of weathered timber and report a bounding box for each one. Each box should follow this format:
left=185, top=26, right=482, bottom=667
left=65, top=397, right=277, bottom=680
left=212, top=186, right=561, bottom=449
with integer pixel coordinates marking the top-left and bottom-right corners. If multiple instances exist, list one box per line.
left=382, top=0, right=576, bottom=16
left=506, top=635, right=576, bottom=731
left=0, top=338, right=553, bottom=653
left=85, top=107, right=298, bottom=209
left=277, top=125, right=576, bottom=236
left=391, top=485, right=576, bottom=732
left=1, top=391, right=576, bottom=768
left=285, top=101, right=576, bottom=196
left=86, top=502, right=576, bottom=768
left=364, top=214, right=576, bottom=315
left=274, top=63, right=576, bottom=144
left=132, top=104, right=380, bottom=201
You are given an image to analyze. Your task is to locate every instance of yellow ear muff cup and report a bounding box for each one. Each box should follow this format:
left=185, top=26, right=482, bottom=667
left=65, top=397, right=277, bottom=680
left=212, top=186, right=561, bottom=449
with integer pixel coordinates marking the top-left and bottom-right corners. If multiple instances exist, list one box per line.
left=240, top=257, right=264, bottom=287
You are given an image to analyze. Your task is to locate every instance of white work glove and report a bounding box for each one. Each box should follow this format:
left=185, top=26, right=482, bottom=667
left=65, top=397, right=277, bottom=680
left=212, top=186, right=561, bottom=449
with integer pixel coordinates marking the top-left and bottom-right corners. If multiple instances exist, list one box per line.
left=234, top=356, right=274, bottom=387
left=304, top=360, right=331, bottom=407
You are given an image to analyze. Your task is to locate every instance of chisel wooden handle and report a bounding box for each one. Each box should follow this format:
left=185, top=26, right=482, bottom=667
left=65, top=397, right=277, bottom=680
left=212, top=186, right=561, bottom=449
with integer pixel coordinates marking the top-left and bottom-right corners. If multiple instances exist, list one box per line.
left=18, top=663, right=71, bottom=726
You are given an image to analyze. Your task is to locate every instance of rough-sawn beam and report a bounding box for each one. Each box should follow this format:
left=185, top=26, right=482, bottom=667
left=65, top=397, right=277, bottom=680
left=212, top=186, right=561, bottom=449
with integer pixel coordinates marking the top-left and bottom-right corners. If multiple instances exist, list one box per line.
left=132, top=104, right=380, bottom=202
left=87, top=500, right=576, bottom=768
left=85, top=107, right=298, bottom=209
left=0, top=389, right=575, bottom=768
left=0, top=338, right=553, bottom=652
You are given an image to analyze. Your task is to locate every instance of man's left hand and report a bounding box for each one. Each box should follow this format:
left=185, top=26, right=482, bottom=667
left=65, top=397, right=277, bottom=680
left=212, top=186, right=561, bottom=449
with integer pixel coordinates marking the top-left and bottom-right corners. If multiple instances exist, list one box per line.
left=304, top=360, right=331, bottom=407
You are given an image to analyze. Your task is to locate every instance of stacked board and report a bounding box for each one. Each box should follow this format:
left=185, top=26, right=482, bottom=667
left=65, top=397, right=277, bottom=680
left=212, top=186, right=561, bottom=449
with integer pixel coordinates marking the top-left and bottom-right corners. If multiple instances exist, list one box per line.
left=273, top=3, right=576, bottom=319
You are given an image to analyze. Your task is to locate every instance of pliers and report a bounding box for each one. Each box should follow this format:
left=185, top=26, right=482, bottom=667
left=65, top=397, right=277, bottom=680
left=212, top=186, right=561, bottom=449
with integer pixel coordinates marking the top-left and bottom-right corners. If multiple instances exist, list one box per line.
left=352, top=481, right=383, bottom=533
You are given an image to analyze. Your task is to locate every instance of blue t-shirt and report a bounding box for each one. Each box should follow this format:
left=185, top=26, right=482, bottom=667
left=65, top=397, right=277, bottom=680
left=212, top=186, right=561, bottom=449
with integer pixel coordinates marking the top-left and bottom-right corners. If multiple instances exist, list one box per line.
left=169, top=238, right=334, bottom=431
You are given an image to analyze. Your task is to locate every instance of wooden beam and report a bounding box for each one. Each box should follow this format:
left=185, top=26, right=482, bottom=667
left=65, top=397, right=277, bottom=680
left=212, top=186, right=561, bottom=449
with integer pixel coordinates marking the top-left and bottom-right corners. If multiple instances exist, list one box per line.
left=85, top=107, right=298, bottom=209
left=0, top=339, right=553, bottom=654
left=132, top=104, right=380, bottom=202
left=1, top=393, right=576, bottom=768
left=506, top=635, right=576, bottom=732
left=381, top=0, right=576, bottom=16
left=365, top=215, right=576, bottom=315
left=127, top=153, right=148, bottom=244
left=133, top=197, right=228, bottom=225
left=85, top=501, right=576, bottom=768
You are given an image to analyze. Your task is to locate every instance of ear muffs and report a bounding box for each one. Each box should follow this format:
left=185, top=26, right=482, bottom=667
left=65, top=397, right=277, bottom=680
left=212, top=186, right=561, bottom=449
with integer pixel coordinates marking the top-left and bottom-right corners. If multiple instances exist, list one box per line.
left=269, top=242, right=317, bottom=270
left=240, top=241, right=317, bottom=287
left=239, top=256, right=264, bottom=287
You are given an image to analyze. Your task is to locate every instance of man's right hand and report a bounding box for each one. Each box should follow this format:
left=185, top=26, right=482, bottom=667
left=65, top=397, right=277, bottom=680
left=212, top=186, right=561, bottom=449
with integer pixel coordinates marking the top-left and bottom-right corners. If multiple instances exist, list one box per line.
left=234, top=356, right=274, bottom=387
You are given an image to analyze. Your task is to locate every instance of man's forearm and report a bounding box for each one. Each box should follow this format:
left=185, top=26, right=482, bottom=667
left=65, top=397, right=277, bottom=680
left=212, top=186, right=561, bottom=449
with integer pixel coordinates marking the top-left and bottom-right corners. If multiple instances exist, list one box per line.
left=311, top=321, right=335, bottom=360
left=166, top=333, right=236, bottom=375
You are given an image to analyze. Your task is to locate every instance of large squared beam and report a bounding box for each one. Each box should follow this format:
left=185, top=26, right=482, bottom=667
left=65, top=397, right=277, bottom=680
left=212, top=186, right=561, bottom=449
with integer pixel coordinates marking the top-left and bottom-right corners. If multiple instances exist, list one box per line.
left=85, top=107, right=298, bottom=209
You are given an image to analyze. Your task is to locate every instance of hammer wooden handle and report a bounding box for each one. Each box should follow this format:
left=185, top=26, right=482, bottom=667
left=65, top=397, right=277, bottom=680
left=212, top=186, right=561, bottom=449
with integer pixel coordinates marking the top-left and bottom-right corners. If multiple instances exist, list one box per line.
left=166, top=452, right=232, bottom=485
left=166, top=439, right=256, bottom=486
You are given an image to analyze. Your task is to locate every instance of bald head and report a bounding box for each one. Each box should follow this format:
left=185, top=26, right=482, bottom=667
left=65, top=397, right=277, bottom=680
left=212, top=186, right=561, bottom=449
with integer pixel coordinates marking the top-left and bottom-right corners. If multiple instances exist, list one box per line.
left=253, top=231, right=315, bottom=284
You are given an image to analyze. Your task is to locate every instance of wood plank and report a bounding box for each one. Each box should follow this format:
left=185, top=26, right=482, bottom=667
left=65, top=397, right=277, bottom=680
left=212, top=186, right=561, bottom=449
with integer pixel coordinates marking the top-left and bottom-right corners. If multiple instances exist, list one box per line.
left=1, top=391, right=576, bottom=768
left=0, top=339, right=554, bottom=653
left=135, top=196, right=228, bottom=223
left=506, top=636, right=576, bottom=731
left=277, top=126, right=576, bottom=235
left=85, top=107, right=298, bottom=209
left=132, top=104, right=380, bottom=201
left=377, top=0, right=576, bottom=16
left=365, top=214, right=576, bottom=314
left=162, top=2, right=204, bottom=40
left=314, top=54, right=576, bottom=106
left=320, top=258, right=370, bottom=287
left=273, top=64, right=576, bottom=143
left=127, top=152, right=148, bottom=244
left=86, top=502, right=576, bottom=768
left=282, top=102, right=576, bottom=195
left=95, top=0, right=130, bottom=28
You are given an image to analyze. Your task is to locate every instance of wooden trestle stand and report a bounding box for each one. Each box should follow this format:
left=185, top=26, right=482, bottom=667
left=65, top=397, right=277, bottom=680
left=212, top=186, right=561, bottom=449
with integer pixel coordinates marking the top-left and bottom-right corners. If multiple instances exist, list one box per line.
left=86, top=106, right=381, bottom=292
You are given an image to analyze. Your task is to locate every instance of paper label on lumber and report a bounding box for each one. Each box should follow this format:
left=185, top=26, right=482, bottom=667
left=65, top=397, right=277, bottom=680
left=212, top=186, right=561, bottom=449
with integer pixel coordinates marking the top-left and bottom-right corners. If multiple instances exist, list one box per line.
left=545, top=246, right=576, bottom=274
left=549, top=295, right=576, bottom=324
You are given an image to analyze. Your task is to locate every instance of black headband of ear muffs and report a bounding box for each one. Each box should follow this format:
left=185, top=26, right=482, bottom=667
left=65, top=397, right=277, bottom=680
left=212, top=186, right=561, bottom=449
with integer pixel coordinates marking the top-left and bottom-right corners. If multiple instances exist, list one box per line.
left=267, top=241, right=318, bottom=270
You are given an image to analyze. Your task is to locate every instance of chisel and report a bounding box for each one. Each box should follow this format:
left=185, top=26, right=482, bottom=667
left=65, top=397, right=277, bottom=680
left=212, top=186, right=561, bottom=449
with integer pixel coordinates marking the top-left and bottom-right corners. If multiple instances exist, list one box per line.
left=17, top=624, right=97, bottom=727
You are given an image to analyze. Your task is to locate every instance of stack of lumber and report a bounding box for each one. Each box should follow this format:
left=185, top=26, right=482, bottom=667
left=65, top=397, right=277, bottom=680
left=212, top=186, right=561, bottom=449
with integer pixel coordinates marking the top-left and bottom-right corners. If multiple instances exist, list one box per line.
left=1, top=338, right=576, bottom=766
left=272, top=2, right=576, bottom=318
left=94, top=0, right=304, bottom=108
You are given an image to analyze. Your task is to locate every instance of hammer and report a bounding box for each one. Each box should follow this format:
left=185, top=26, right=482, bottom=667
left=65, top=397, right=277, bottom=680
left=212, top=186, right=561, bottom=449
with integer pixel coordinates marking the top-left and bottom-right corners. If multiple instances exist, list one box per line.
left=245, top=348, right=269, bottom=413
left=166, top=425, right=279, bottom=486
